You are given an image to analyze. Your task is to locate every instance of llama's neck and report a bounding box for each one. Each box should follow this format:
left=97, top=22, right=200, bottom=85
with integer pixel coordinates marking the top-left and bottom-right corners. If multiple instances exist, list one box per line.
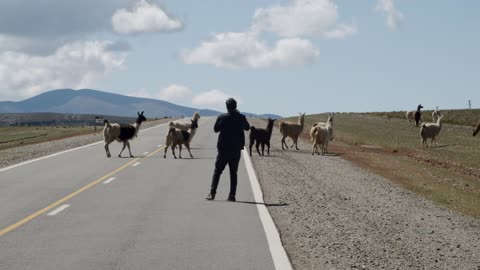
left=437, top=118, right=443, bottom=130
left=267, top=122, right=274, bottom=137
left=299, top=116, right=305, bottom=129
left=187, top=128, right=197, bottom=143
left=134, top=122, right=142, bottom=136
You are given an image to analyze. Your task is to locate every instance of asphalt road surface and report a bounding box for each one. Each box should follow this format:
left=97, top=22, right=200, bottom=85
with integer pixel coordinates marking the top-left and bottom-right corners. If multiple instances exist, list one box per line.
left=0, top=118, right=283, bottom=270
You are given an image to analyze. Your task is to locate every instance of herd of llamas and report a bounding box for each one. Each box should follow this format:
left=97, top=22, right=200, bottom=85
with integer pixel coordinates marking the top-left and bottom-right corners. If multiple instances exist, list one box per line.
left=102, top=108, right=480, bottom=158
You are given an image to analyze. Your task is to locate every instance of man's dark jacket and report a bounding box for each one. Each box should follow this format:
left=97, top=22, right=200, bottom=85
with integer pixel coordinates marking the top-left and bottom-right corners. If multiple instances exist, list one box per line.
left=214, top=111, right=250, bottom=152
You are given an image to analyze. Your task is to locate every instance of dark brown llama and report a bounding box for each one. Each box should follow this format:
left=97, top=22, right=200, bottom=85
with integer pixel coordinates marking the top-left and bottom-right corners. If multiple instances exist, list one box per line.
left=249, top=118, right=276, bottom=156
left=414, top=104, right=424, bottom=126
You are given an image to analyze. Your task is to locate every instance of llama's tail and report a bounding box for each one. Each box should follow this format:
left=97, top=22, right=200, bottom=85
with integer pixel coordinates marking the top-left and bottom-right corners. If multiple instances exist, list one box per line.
left=168, top=127, right=176, bottom=136
left=250, top=126, right=257, bottom=139
left=420, top=124, right=427, bottom=137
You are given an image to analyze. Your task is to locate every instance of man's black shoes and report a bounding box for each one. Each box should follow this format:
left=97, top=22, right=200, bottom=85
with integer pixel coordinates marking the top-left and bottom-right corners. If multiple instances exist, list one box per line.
left=206, top=193, right=216, bottom=201
left=227, top=196, right=236, bottom=202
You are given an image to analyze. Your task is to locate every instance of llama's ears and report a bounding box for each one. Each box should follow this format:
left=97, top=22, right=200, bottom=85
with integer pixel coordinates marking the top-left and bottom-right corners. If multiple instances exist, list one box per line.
left=141, top=111, right=144, bottom=115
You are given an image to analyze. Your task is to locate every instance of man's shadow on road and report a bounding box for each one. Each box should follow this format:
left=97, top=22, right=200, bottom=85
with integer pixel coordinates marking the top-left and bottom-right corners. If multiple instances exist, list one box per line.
left=212, top=200, right=289, bottom=207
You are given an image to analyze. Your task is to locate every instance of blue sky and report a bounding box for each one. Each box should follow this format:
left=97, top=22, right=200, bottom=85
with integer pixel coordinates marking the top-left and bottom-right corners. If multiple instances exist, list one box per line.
left=0, top=0, right=478, bottom=116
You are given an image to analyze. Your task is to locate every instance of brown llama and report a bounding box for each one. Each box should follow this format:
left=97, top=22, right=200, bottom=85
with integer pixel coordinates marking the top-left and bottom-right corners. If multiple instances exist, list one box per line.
left=164, top=119, right=199, bottom=159
left=279, top=113, right=305, bottom=150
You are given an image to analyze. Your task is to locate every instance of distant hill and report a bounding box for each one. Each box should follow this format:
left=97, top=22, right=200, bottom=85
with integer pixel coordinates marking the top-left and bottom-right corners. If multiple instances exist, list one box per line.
left=0, top=89, right=220, bottom=118
left=0, top=89, right=282, bottom=119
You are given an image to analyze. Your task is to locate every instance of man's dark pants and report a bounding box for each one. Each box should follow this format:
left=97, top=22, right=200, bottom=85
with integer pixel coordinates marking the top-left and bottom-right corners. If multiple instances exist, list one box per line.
left=210, top=150, right=242, bottom=197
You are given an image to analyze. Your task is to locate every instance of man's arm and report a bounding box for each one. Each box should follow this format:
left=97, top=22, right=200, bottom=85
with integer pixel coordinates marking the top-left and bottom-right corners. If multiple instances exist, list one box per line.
left=243, top=115, right=250, bottom=131
left=213, top=116, right=222, bottom=133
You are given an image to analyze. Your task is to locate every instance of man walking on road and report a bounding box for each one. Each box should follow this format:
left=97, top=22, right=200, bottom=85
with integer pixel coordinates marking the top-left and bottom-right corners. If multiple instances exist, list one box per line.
left=206, top=98, right=250, bottom=202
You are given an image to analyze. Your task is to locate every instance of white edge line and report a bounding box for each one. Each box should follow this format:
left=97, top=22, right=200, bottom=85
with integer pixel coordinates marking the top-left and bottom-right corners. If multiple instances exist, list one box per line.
left=143, top=152, right=150, bottom=155
left=132, top=162, right=141, bottom=167
left=0, top=122, right=170, bottom=172
left=47, top=204, right=70, bottom=216
left=242, top=149, right=293, bottom=270
left=103, top=177, right=117, bottom=184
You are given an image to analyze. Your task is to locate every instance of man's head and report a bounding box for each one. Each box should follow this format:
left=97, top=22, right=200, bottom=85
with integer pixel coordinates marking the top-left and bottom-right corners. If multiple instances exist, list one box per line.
left=226, top=98, right=237, bottom=112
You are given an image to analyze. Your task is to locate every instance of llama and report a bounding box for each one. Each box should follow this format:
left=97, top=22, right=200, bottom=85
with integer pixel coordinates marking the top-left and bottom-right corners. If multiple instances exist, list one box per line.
left=432, top=107, right=441, bottom=122
left=473, top=120, right=480, bottom=136
left=164, top=119, right=199, bottom=159
left=311, top=125, right=329, bottom=155
left=103, top=111, right=147, bottom=158
left=249, top=118, right=276, bottom=156
left=169, top=112, right=200, bottom=131
left=279, top=113, right=306, bottom=150
left=311, top=114, right=334, bottom=155
left=406, top=104, right=423, bottom=126
left=311, top=114, right=334, bottom=141
left=420, top=115, right=444, bottom=148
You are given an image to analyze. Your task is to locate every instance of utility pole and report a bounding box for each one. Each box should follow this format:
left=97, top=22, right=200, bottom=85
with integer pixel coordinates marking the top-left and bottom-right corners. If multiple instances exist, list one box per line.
left=468, top=100, right=472, bottom=110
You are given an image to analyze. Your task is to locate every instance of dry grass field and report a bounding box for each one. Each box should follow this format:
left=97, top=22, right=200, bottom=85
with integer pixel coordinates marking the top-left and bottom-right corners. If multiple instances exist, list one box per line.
left=0, top=126, right=97, bottom=150
left=280, top=112, right=480, bottom=217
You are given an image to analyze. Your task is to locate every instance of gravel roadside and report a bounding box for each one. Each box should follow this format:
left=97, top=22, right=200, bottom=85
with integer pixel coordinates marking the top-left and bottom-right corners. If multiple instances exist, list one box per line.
left=0, top=119, right=171, bottom=169
left=248, top=118, right=480, bottom=270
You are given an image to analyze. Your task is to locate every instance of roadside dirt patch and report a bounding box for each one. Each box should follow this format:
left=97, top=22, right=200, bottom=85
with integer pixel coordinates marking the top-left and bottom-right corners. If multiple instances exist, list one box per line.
left=248, top=118, right=480, bottom=270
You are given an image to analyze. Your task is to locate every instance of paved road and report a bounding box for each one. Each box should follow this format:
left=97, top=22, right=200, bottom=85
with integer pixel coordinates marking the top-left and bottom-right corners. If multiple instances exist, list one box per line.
left=0, top=118, right=277, bottom=270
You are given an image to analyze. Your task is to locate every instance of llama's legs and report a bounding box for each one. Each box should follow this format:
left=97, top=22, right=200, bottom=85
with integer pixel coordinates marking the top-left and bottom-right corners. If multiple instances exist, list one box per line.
left=119, top=141, right=127, bottom=157
left=290, top=138, right=295, bottom=148
left=256, top=141, right=261, bottom=156
left=104, top=140, right=113, bottom=158
left=163, top=142, right=169, bottom=158
left=178, top=144, right=183, bottom=159
left=261, top=143, right=265, bottom=156
left=249, top=139, right=254, bottom=156
left=294, top=138, right=299, bottom=150
left=281, top=136, right=287, bottom=150
left=126, top=141, right=133, bottom=157
left=312, top=142, right=316, bottom=155
left=185, top=143, right=194, bottom=158
left=171, top=145, right=177, bottom=159
left=266, top=142, right=270, bottom=155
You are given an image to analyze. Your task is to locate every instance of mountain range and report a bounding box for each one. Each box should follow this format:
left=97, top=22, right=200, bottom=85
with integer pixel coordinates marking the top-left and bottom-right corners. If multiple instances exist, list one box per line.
left=0, top=89, right=281, bottom=119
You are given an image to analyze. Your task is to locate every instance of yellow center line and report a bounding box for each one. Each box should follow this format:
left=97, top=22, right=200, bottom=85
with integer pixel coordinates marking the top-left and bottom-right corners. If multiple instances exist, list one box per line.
left=0, top=145, right=166, bottom=237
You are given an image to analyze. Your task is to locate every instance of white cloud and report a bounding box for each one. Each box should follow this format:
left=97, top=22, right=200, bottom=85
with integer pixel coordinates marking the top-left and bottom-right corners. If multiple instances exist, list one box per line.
left=158, top=84, right=192, bottom=103
left=324, top=23, right=358, bottom=39
left=0, top=0, right=137, bottom=53
left=112, top=0, right=183, bottom=35
left=0, top=41, right=128, bottom=101
left=127, top=84, right=192, bottom=103
left=183, top=32, right=319, bottom=69
left=184, top=0, right=353, bottom=69
left=192, top=90, right=241, bottom=109
left=252, top=0, right=354, bottom=38
left=376, top=0, right=404, bottom=30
